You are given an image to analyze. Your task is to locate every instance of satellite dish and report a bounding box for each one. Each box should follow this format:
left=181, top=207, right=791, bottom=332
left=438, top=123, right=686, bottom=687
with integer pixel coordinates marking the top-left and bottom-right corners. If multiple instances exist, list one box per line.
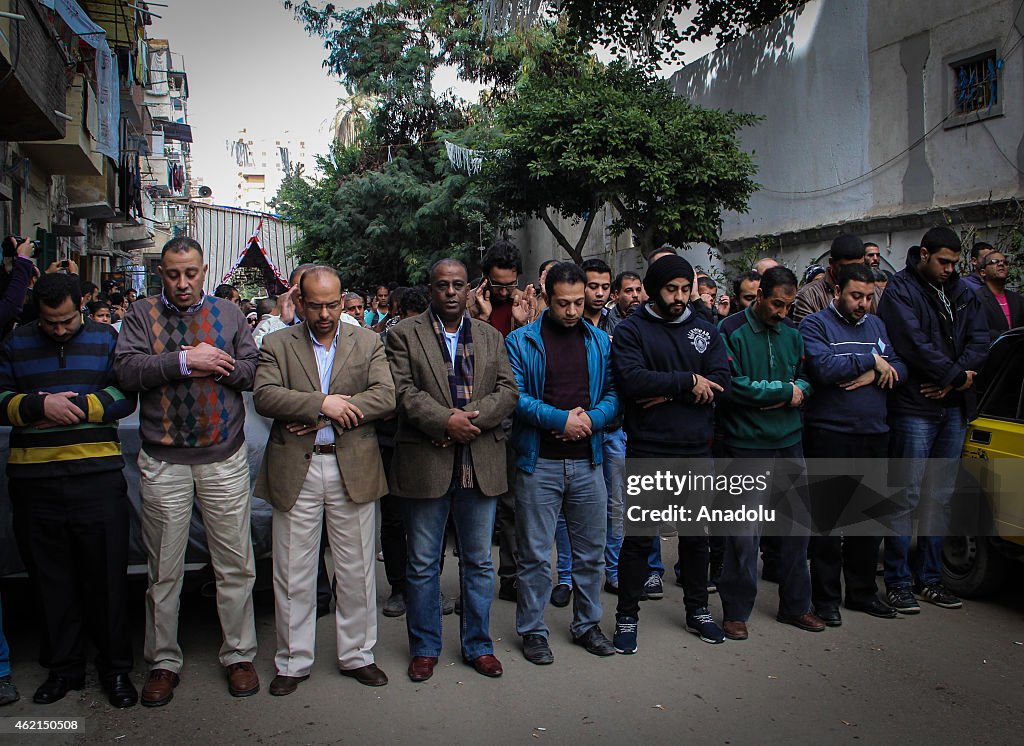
left=198, top=186, right=213, bottom=198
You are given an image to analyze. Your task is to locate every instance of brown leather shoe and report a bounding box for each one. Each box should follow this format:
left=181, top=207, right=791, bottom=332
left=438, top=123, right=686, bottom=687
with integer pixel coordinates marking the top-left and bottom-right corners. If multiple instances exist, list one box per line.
left=776, top=611, right=826, bottom=632
left=268, top=674, right=309, bottom=697
left=407, top=656, right=437, bottom=682
left=339, top=663, right=388, bottom=687
left=141, top=669, right=179, bottom=707
left=723, top=620, right=748, bottom=641
left=465, top=654, right=503, bottom=678
left=226, top=661, right=260, bottom=697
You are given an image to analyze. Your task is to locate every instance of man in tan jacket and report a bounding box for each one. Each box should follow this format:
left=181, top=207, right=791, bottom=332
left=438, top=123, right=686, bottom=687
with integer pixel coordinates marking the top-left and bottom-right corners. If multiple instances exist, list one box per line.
left=387, top=259, right=518, bottom=683
left=253, top=266, right=395, bottom=696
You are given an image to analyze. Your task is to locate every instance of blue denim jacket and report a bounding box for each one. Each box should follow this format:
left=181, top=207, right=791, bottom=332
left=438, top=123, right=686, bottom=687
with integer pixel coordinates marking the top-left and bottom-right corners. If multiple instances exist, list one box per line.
left=505, top=312, right=619, bottom=474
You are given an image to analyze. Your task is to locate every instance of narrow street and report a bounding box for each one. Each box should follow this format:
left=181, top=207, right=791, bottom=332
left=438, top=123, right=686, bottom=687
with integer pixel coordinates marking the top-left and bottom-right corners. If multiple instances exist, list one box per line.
left=2, top=546, right=1022, bottom=745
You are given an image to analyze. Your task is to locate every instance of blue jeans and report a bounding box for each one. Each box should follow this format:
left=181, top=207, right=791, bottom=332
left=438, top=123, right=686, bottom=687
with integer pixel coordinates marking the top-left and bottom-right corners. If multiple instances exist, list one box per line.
left=515, top=459, right=607, bottom=639
left=401, top=486, right=497, bottom=660
left=557, top=428, right=629, bottom=586
left=554, top=514, right=573, bottom=587
left=884, top=410, right=968, bottom=588
left=0, top=594, right=10, bottom=679
left=603, top=428, right=626, bottom=583
left=718, top=443, right=812, bottom=621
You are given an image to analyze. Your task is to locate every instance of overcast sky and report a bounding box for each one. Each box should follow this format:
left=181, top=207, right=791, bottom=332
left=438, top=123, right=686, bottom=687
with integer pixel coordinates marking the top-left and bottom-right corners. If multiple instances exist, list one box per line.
left=151, top=1, right=359, bottom=208
left=150, top=1, right=704, bottom=210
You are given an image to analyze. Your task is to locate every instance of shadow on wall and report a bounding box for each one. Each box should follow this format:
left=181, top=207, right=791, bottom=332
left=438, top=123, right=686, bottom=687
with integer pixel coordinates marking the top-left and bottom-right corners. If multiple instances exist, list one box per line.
left=672, top=4, right=807, bottom=104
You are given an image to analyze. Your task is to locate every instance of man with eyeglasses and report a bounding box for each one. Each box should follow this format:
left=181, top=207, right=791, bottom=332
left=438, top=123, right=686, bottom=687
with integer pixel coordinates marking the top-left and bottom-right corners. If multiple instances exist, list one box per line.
left=469, top=240, right=532, bottom=602
left=387, top=260, right=518, bottom=682
left=254, top=266, right=396, bottom=695
left=976, top=251, right=1023, bottom=342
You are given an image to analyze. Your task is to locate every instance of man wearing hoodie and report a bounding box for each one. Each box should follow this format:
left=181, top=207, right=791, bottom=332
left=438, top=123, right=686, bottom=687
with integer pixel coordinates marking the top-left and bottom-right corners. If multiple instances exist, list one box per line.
left=877, top=227, right=989, bottom=613
left=610, top=255, right=731, bottom=653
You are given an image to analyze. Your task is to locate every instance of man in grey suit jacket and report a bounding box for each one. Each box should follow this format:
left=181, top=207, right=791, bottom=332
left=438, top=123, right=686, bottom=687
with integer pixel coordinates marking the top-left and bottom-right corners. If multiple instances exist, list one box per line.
left=387, top=259, right=518, bottom=683
left=253, top=266, right=395, bottom=696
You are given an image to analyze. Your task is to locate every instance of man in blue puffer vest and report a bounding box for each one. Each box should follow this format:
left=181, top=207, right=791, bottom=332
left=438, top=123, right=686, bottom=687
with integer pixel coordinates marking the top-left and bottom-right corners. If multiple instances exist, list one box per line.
left=506, top=262, right=619, bottom=666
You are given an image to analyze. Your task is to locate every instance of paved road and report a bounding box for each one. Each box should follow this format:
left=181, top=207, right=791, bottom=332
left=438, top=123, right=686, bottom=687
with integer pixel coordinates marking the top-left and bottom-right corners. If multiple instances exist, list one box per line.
left=2, top=543, right=1022, bottom=745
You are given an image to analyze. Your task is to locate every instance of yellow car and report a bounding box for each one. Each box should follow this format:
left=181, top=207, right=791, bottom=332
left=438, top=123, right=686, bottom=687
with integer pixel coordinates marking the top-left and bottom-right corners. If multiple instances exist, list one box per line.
left=943, top=328, right=1024, bottom=596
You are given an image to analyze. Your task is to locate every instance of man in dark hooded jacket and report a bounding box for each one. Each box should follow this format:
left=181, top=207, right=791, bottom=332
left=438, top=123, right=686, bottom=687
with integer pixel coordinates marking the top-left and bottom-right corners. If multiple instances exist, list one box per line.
left=876, top=227, right=988, bottom=614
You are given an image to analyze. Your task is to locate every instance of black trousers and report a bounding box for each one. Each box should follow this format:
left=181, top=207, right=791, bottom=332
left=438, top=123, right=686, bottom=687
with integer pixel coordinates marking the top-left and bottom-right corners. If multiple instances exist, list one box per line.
left=378, top=445, right=408, bottom=591
left=617, top=445, right=710, bottom=618
left=10, top=471, right=133, bottom=679
left=805, top=427, right=889, bottom=608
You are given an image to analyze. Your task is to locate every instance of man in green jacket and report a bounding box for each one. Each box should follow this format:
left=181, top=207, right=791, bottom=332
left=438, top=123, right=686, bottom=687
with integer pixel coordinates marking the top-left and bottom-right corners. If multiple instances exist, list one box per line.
left=716, top=266, right=825, bottom=641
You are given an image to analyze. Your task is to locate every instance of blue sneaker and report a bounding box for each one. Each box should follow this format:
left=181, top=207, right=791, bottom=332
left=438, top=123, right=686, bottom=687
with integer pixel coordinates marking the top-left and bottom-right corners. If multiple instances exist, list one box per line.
left=642, top=574, right=664, bottom=600
left=613, top=615, right=638, bottom=654
left=685, top=607, right=725, bottom=644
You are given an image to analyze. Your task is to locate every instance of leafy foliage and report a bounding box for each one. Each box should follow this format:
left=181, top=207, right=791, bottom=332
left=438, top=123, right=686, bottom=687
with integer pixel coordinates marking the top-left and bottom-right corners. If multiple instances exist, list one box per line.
left=487, top=57, right=761, bottom=259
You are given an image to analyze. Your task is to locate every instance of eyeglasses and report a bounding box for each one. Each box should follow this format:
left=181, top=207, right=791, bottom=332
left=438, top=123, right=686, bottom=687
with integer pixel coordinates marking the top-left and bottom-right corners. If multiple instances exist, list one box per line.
left=487, top=279, right=520, bottom=290
left=304, top=300, right=342, bottom=312
left=985, top=258, right=1010, bottom=267
left=432, top=280, right=467, bottom=292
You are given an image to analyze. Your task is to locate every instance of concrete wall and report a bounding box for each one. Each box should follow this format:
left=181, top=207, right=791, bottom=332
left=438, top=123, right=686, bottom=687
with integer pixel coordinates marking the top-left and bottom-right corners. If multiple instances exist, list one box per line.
left=668, top=0, right=1024, bottom=276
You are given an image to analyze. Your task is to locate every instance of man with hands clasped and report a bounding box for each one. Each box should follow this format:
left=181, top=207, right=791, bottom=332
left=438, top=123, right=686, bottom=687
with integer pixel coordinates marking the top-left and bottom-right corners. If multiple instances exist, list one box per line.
left=387, top=259, right=518, bottom=683
left=254, top=266, right=396, bottom=695
left=115, top=238, right=260, bottom=706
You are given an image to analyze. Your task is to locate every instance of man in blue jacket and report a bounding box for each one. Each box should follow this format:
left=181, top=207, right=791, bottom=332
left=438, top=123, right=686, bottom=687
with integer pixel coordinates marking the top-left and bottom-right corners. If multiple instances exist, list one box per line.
left=611, top=255, right=731, bottom=652
left=801, top=263, right=908, bottom=624
left=877, top=227, right=989, bottom=613
left=506, top=262, right=619, bottom=665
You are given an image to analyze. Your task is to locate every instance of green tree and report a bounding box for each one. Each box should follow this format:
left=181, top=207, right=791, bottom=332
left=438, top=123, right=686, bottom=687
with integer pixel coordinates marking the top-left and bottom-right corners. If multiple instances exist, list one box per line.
left=486, top=58, right=760, bottom=260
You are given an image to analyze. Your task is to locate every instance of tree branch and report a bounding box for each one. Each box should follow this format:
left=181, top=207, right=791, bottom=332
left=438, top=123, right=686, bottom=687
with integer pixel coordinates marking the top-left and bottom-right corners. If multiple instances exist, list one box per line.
left=540, top=209, right=584, bottom=264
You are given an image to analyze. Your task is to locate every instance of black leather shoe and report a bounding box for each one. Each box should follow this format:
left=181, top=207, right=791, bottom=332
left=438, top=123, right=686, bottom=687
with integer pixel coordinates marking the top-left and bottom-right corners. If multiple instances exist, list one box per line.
left=498, top=578, right=518, bottom=602
left=815, top=606, right=843, bottom=627
left=572, top=625, right=616, bottom=656
left=846, top=597, right=898, bottom=619
left=339, top=663, right=388, bottom=687
left=33, top=673, right=85, bottom=705
left=550, top=583, right=571, bottom=608
left=102, top=673, right=138, bottom=708
left=522, top=634, right=554, bottom=665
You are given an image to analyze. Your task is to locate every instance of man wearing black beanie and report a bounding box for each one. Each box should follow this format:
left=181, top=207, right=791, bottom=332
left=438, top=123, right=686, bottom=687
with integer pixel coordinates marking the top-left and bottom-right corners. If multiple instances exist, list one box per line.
left=610, top=255, right=732, bottom=652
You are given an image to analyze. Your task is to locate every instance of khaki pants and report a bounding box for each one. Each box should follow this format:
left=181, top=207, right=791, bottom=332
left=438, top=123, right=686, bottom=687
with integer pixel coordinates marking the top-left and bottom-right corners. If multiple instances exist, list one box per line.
left=139, top=445, right=257, bottom=672
left=273, top=454, right=377, bottom=676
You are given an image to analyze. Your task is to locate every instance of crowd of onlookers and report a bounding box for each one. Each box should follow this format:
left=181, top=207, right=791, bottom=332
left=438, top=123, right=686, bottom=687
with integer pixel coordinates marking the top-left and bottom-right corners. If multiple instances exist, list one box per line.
left=0, top=225, right=1018, bottom=712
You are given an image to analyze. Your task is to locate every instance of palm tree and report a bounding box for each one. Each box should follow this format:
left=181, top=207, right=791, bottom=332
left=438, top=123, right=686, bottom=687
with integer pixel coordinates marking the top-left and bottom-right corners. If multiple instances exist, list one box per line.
left=326, top=89, right=376, bottom=147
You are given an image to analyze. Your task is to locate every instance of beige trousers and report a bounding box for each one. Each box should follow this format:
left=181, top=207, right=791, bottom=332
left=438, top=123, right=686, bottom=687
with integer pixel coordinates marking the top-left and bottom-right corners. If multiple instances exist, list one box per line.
left=273, top=454, right=378, bottom=676
left=138, top=445, right=257, bottom=672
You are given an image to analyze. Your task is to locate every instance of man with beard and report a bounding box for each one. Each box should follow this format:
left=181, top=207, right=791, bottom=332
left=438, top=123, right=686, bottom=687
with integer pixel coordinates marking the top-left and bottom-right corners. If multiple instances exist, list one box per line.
left=877, top=228, right=988, bottom=613
left=604, top=272, right=643, bottom=336
left=717, top=266, right=825, bottom=640
left=506, top=262, right=618, bottom=663
left=611, top=255, right=731, bottom=652
left=0, top=273, right=138, bottom=707
left=800, top=263, right=906, bottom=624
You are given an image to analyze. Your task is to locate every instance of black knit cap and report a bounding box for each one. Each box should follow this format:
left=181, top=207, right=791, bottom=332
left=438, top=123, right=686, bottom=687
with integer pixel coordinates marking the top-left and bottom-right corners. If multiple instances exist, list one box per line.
left=643, top=255, right=695, bottom=297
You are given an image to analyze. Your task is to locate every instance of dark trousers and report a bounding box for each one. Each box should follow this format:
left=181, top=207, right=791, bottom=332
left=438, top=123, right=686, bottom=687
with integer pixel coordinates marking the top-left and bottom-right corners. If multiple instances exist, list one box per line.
left=618, top=445, right=710, bottom=618
left=10, top=471, right=133, bottom=679
left=805, top=427, right=889, bottom=609
left=718, top=443, right=812, bottom=621
left=378, top=446, right=408, bottom=592
left=496, top=433, right=517, bottom=580
left=618, top=535, right=709, bottom=617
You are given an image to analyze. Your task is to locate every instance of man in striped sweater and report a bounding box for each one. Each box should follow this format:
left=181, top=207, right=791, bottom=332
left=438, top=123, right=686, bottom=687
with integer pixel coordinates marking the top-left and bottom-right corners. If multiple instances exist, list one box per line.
left=0, top=272, right=138, bottom=708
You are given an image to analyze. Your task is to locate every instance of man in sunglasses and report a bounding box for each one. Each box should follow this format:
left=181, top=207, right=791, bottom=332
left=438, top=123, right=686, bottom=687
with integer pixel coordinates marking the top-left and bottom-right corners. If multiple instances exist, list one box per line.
left=976, top=251, right=1023, bottom=341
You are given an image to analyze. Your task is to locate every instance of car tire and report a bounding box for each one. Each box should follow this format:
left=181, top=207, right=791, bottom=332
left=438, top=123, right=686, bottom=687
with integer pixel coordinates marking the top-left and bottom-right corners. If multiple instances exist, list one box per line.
left=942, top=536, right=1008, bottom=598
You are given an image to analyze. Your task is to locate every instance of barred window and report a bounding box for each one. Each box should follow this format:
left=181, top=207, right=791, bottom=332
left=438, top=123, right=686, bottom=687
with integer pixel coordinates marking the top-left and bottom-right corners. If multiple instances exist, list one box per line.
left=952, top=52, right=999, bottom=116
